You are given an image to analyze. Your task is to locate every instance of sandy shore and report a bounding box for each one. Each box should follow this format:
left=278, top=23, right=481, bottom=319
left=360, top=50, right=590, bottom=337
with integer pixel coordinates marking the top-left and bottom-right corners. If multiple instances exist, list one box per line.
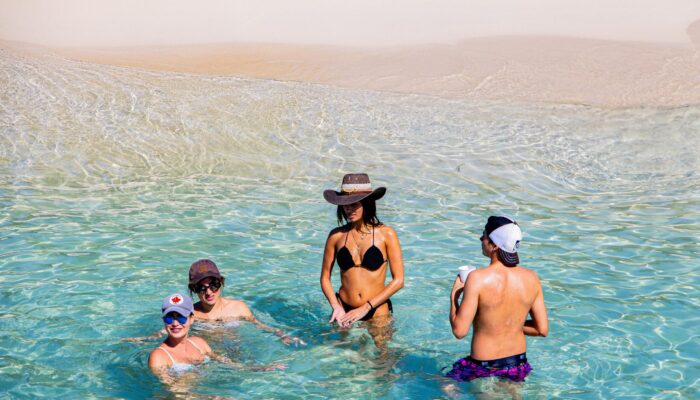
left=6, top=33, right=700, bottom=107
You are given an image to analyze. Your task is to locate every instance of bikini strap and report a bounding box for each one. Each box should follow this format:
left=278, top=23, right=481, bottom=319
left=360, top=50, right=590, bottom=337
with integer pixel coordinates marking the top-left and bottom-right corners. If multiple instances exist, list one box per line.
left=372, top=225, right=375, bottom=244
left=156, top=346, right=176, bottom=364
left=187, top=338, right=206, bottom=355
left=344, top=227, right=350, bottom=246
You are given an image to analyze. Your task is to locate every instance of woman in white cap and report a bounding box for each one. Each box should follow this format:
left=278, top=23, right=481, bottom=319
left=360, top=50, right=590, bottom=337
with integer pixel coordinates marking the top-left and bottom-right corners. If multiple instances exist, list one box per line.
left=148, top=292, right=285, bottom=375
left=320, top=173, right=405, bottom=343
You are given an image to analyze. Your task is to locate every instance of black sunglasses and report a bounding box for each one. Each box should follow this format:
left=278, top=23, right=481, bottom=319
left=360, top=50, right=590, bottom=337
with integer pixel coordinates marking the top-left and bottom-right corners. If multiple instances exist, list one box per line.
left=194, top=279, right=222, bottom=294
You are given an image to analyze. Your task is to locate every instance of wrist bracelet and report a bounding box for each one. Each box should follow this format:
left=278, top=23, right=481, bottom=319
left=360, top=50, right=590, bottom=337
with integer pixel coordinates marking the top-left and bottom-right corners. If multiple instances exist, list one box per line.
left=367, top=300, right=374, bottom=310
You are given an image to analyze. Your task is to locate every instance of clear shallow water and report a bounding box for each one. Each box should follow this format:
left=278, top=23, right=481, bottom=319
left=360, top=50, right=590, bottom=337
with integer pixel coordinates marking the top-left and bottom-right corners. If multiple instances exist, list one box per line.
left=1, top=47, right=699, bottom=399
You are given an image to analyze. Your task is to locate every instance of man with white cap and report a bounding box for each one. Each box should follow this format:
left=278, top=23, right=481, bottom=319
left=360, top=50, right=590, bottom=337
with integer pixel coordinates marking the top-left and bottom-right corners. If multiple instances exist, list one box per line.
left=446, top=216, right=548, bottom=382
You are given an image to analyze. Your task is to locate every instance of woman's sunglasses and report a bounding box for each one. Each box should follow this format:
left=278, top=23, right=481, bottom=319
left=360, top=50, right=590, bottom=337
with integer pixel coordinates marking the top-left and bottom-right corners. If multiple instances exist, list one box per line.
left=163, top=313, right=189, bottom=325
left=194, top=279, right=222, bottom=294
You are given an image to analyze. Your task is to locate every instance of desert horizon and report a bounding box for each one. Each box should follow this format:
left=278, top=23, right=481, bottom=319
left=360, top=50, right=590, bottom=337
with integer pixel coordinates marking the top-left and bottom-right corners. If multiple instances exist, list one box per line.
left=3, top=1, right=700, bottom=107
left=3, top=1, right=700, bottom=47
left=4, top=27, right=699, bottom=108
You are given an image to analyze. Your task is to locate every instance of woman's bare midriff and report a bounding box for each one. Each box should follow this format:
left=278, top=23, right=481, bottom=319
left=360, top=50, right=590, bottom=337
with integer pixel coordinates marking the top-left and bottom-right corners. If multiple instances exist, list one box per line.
left=338, top=265, right=390, bottom=316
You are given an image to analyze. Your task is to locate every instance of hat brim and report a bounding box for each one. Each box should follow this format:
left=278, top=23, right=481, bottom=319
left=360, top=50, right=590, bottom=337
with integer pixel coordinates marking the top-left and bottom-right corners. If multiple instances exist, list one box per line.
left=498, top=249, right=520, bottom=266
left=188, top=272, right=223, bottom=286
left=162, top=305, right=193, bottom=317
left=323, top=187, right=386, bottom=205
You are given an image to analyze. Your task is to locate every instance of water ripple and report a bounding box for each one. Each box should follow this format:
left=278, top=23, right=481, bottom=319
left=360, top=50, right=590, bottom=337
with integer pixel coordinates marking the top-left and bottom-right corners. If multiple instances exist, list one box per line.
left=1, top=46, right=699, bottom=399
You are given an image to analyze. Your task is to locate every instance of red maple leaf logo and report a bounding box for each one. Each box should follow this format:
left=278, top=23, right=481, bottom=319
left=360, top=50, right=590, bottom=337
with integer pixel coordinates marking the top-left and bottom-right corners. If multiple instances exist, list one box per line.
left=171, top=295, right=182, bottom=304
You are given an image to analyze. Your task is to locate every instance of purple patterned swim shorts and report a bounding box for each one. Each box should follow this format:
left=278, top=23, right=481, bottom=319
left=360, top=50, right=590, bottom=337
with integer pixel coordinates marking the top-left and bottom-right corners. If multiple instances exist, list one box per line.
left=445, top=353, right=532, bottom=382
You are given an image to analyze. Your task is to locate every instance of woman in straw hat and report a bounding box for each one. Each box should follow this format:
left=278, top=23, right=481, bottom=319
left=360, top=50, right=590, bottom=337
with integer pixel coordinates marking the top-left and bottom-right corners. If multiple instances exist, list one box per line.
left=320, top=173, right=405, bottom=343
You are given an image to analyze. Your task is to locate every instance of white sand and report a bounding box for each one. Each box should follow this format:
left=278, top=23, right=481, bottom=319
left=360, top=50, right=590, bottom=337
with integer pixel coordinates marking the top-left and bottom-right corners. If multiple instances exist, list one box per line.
left=3, top=2, right=700, bottom=107
left=3, top=12, right=700, bottom=108
left=46, top=34, right=700, bottom=108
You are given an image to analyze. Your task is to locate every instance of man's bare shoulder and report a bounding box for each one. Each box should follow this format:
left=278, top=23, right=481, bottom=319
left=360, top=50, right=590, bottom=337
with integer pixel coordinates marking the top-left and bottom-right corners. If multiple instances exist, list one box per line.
left=473, top=265, right=539, bottom=285
left=465, top=267, right=489, bottom=285
left=511, top=266, right=543, bottom=298
left=515, top=265, right=541, bottom=280
left=221, top=298, right=252, bottom=317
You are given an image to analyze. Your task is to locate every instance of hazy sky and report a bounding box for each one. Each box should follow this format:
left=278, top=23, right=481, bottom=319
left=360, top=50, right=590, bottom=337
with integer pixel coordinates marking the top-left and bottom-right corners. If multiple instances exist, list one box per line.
left=2, top=0, right=700, bottom=47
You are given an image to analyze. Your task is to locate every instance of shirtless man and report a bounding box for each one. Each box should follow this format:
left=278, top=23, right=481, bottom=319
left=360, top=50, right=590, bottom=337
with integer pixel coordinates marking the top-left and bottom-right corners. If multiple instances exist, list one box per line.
left=446, top=216, right=548, bottom=382
left=130, top=259, right=305, bottom=346
left=187, top=259, right=305, bottom=346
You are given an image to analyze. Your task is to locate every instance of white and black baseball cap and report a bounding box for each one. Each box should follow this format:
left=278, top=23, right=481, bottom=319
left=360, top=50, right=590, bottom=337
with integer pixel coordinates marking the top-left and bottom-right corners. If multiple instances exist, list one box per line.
left=484, top=216, right=522, bottom=266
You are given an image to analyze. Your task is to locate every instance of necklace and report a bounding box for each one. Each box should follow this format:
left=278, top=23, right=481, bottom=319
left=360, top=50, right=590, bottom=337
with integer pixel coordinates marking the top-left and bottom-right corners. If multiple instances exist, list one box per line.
left=350, top=227, right=372, bottom=257
left=355, top=225, right=372, bottom=240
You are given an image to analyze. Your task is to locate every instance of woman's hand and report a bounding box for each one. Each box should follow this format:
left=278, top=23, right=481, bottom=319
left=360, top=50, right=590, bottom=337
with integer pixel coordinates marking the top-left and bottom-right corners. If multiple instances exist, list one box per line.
left=337, top=303, right=371, bottom=327
left=329, top=304, right=347, bottom=326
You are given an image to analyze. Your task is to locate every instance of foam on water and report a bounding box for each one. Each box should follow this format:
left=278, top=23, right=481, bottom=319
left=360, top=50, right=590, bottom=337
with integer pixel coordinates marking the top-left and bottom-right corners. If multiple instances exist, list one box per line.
left=1, top=47, right=699, bottom=399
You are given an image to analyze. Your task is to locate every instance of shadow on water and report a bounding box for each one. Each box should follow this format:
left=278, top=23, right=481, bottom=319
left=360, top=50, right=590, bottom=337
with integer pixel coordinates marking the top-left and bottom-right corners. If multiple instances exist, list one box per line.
left=247, top=294, right=420, bottom=397
left=245, top=294, right=328, bottom=343
left=100, top=343, right=163, bottom=399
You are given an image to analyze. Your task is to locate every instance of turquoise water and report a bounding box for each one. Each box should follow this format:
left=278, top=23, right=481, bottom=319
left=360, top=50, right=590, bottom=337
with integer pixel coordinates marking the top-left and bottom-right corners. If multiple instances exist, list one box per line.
left=1, top=47, right=699, bottom=399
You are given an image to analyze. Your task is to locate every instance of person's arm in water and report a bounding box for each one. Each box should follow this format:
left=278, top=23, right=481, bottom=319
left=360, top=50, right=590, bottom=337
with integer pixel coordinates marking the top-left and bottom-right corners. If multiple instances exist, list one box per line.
left=450, top=273, right=480, bottom=339
left=124, top=329, right=166, bottom=343
left=190, top=336, right=286, bottom=371
left=320, top=229, right=347, bottom=326
left=239, top=302, right=307, bottom=346
left=338, top=226, right=405, bottom=326
left=212, top=352, right=286, bottom=371
left=523, top=274, right=548, bottom=337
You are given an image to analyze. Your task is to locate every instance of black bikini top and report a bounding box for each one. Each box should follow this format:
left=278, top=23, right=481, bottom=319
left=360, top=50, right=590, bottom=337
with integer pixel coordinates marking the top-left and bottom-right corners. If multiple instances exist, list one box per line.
left=336, top=226, right=387, bottom=271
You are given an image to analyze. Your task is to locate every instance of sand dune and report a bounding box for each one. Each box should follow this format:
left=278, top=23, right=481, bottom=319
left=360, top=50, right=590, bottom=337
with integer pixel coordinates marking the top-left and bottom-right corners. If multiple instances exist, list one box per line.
left=4, top=30, right=700, bottom=108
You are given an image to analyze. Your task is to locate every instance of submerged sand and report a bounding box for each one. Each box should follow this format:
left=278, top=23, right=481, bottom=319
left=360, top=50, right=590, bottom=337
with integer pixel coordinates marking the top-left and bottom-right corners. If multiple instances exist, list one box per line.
left=5, top=34, right=700, bottom=107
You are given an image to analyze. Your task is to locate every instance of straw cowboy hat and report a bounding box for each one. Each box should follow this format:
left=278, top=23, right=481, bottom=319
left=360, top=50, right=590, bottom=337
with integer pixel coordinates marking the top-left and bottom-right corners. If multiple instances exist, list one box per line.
left=323, top=173, right=386, bottom=205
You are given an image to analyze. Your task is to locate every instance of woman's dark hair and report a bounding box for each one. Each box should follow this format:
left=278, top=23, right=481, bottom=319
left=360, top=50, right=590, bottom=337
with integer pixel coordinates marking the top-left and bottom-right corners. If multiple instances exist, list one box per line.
left=336, top=198, right=382, bottom=226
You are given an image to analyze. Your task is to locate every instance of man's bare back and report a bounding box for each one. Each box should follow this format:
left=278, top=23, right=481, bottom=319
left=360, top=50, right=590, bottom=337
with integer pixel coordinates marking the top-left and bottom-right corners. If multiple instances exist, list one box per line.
left=447, top=216, right=547, bottom=383
left=458, top=263, right=545, bottom=359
